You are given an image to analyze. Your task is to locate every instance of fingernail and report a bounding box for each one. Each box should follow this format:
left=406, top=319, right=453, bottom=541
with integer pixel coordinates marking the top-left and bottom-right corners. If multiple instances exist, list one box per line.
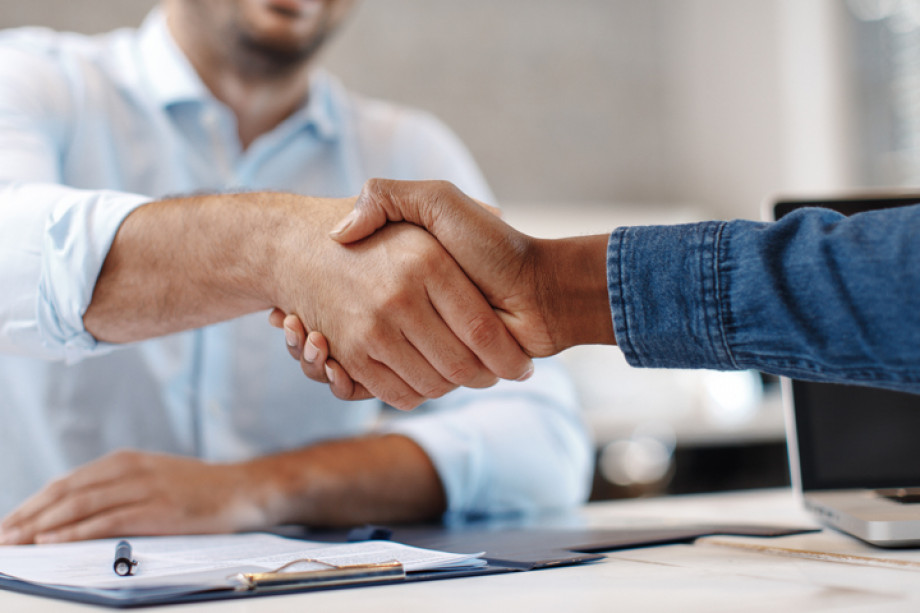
left=303, top=338, right=319, bottom=363
left=324, top=363, right=336, bottom=384
left=284, top=327, right=298, bottom=348
left=516, top=361, right=535, bottom=382
left=329, top=210, right=357, bottom=238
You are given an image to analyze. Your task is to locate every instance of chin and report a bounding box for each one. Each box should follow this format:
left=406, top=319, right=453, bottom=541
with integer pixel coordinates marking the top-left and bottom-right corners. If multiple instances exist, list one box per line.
left=230, top=0, right=343, bottom=72
left=244, top=0, right=327, bottom=44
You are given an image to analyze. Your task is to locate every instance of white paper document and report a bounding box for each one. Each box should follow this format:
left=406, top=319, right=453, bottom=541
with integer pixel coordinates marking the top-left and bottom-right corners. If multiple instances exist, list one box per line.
left=0, top=532, right=485, bottom=595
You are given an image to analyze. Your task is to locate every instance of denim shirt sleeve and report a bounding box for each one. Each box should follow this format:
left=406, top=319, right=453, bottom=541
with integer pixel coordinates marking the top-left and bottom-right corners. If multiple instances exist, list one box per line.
left=608, top=205, right=920, bottom=393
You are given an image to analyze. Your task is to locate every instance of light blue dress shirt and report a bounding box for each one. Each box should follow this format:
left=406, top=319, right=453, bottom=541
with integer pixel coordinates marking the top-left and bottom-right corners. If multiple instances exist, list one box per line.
left=0, top=11, right=591, bottom=517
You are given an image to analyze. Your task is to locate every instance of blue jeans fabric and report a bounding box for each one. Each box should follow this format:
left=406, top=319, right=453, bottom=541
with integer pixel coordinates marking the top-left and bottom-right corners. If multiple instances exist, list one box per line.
left=607, top=205, right=920, bottom=393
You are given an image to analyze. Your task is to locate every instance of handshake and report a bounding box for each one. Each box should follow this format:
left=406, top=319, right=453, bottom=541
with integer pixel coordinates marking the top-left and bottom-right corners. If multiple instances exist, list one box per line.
left=269, top=179, right=616, bottom=410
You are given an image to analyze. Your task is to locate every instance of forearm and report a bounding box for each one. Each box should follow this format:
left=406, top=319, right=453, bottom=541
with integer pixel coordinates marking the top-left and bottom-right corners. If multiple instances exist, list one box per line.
left=247, top=434, right=447, bottom=527
left=84, top=192, right=353, bottom=343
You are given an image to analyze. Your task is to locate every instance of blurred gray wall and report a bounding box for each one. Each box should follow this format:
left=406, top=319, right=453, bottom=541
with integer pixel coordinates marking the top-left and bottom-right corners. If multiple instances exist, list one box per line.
left=0, top=0, right=154, bottom=32
left=0, top=0, right=856, bottom=219
left=324, top=1, right=669, bottom=208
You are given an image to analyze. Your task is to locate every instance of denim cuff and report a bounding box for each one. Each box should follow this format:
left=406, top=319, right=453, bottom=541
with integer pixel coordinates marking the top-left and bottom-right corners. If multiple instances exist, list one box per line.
left=607, top=221, right=736, bottom=370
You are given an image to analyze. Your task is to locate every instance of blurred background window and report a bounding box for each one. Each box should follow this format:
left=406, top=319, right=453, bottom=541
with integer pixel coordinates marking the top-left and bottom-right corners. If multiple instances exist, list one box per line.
left=848, top=0, right=920, bottom=186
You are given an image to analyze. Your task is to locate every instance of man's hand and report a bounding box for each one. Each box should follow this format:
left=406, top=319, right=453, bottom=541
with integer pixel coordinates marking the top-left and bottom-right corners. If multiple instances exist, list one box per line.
left=0, top=435, right=446, bottom=544
left=275, top=219, right=536, bottom=409
left=83, top=192, right=534, bottom=411
left=0, top=451, right=269, bottom=544
left=330, top=181, right=560, bottom=357
left=331, top=180, right=615, bottom=356
left=271, top=179, right=615, bottom=400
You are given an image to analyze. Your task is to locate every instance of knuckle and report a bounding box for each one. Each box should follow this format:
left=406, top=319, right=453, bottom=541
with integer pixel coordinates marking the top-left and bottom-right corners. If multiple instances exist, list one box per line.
left=45, top=479, right=68, bottom=499
left=431, top=180, right=461, bottom=207
left=382, top=388, right=423, bottom=411
left=443, top=358, right=482, bottom=386
left=332, top=384, right=357, bottom=401
left=362, top=177, right=386, bottom=195
left=381, top=290, right=415, bottom=314
left=66, top=491, right=95, bottom=518
left=109, top=449, right=137, bottom=466
left=133, top=452, right=155, bottom=471
left=431, top=179, right=456, bottom=194
left=417, top=379, right=455, bottom=400
left=300, top=359, right=327, bottom=382
left=471, top=374, right=500, bottom=389
left=364, top=324, right=400, bottom=352
left=360, top=177, right=395, bottom=210
left=102, top=512, right=134, bottom=535
left=464, top=312, right=504, bottom=351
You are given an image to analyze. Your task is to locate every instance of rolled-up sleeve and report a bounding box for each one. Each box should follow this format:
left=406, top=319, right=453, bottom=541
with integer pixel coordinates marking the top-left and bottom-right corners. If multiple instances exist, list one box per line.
left=0, top=182, right=149, bottom=360
left=383, top=358, right=592, bottom=516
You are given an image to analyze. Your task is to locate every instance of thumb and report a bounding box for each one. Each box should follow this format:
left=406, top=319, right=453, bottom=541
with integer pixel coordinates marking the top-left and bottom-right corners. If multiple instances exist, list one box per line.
left=328, top=204, right=389, bottom=244
left=329, top=178, right=417, bottom=243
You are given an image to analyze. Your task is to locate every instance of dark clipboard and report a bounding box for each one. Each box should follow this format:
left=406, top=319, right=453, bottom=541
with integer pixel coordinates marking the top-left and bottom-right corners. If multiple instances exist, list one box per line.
left=0, top=559, right=518, bottom=608
left=0, top=521, right=814, bottom=608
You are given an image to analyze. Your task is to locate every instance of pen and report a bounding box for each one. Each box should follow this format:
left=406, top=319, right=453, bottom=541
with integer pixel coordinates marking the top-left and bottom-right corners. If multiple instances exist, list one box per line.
left=113, top=540, right=137, bottom=576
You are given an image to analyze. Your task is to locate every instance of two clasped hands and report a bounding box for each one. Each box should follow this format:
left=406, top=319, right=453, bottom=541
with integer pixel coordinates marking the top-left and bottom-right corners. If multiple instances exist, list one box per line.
left=271, top=178, right=616, bottom=410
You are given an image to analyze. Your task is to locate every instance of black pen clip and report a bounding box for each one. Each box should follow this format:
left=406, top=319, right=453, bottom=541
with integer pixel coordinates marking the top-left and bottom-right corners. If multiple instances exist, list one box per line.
left=114, top=540, right=138, bottom=576
left=114, top=557, right=137, bottom=576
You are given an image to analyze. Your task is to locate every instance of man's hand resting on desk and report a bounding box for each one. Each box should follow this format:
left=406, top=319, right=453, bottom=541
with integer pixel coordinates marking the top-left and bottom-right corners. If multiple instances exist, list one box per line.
left=271, top=179, right=615, bottom=401
left=0, top=435, right=447, bottom=544
left=0, top=451, right=263, bottom=544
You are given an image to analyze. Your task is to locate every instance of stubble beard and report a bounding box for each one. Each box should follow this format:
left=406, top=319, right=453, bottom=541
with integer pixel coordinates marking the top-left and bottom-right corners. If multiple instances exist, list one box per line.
left=231, top=15, right=335, bottom=80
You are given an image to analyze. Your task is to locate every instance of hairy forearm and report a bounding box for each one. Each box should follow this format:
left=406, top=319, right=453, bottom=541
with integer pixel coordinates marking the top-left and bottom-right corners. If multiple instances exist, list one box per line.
left=84, top=192, right=352, bottom=342
left=246, top=434, right=447, bottom=527
left=535, top=234, right=616, bottom=350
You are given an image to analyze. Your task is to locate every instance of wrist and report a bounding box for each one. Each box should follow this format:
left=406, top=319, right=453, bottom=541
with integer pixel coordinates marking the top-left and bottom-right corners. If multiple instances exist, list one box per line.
left=244, top=435, right=447, bottom=527
left=243, top=452, right=332, bottom=526
left=536, top=234, right=615, bottom=350
left=254, top=194, right=357, bottom=310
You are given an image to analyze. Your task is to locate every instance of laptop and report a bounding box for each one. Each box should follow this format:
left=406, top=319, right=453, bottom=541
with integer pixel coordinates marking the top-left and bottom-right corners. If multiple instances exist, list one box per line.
left=773, top=194, right=920, bottom=547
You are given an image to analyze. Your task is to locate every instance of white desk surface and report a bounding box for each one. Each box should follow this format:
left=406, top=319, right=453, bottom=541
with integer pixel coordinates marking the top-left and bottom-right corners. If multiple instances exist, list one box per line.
left=6, top=488, right=920, bottom=613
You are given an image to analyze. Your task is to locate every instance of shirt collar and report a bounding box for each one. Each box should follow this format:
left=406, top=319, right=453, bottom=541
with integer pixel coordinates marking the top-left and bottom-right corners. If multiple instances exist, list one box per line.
left=297, top=70, right=342, bottom=141
left=135, top=8, right=341, bottom=141
left=136, top=8, right=208, bottom=108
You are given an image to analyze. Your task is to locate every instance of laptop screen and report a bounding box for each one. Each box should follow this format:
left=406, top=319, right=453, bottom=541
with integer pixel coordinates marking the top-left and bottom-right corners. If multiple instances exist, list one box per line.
left=791, top=382, right=920, bottom=490
left=775, top=195, right=920, bottom=491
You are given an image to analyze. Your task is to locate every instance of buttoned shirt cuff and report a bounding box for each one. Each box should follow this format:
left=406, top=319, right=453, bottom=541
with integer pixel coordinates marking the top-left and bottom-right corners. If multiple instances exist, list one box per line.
left=607, top=221, right=737, bottom=370
left=37, top=189, right=151, bottom=362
